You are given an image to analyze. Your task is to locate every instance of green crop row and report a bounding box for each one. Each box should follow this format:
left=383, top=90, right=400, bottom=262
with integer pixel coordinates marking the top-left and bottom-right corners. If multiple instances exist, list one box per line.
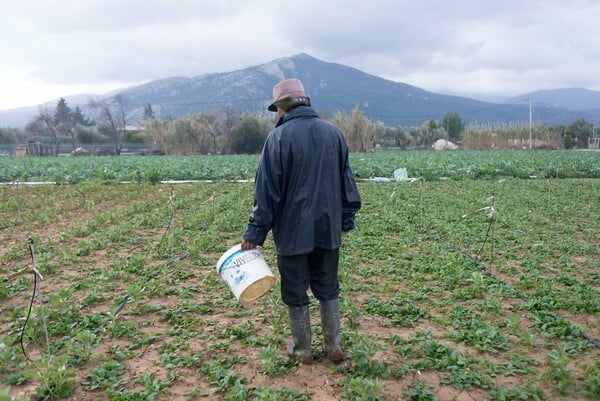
left=0, top=149, right=599, bottom=183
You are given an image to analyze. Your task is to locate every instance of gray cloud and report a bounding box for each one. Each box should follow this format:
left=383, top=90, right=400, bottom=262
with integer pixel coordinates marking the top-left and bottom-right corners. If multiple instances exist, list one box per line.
left=1, top=0, right=599, bottom=108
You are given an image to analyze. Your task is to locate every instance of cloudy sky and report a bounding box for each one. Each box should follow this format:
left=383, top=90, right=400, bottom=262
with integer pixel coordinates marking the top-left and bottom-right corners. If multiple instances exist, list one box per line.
left=1, top=0, right=599, bottom=110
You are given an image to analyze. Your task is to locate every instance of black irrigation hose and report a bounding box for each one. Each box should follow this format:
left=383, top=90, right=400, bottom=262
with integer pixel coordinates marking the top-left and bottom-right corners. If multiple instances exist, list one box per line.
left=0, top=221, right=23, bottom=230
left=411, top=184, right=600, bottom=350
left=17, top=186, right=190, bottom=401
left=455, top=241, right=600, bottom=350
left=423, top=210, right=600, bottom=350
left=19, top=256, right=38, bottom=362
left=32, top=291, right=134, bottom=401
left=19, top=238, right=50, bottom=362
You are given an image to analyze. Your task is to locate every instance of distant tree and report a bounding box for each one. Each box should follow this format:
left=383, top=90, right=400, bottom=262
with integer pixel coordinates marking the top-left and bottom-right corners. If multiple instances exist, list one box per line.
left=333, top=108, right=375, bottom=152
left=144, top=103, right=155, bottom=120
left=142, top=118, right=175, bottom=154
left=54, top=98, right=78, bottom=150
left=89, top=95, right=129, bottom=155
left=420, top=119, right=445, bottom=145
left=442, top=112, right=464, bottom=140
left=568, top=119, right=593, bottom=148
left=373, top=126, right=395, bottom=148
left=26, top=106, right=61, bottom=153
left=562, top=128, right=576, bottom=149
left=77, top=126, right=107, bottom=144
left=547, top=125, right=565, bottom=149
left=73, top=106, right=94, bottom=126
left=0, top=127, right=19, bottom=144
left=212, top=107, right=238, bottom=154
left=229, top=113, right=269, bottom=154
left=172, top=113, right=213, bottom=154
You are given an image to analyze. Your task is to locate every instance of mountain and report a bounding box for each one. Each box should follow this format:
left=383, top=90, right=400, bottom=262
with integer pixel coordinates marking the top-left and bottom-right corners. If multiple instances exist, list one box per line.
left=2, top=54, right=599, bottom=128
left=0, top=93, right=102, bottom=128
left=507, top=88, right=600, bottom=112
left=117, top=54, right=600, bottom=127
left=0, top=105, right=40, bottom=128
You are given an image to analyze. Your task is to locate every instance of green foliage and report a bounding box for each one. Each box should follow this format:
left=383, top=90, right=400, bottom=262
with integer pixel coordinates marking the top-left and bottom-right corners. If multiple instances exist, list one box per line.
left=82, top=361, right=127, bottom=390
left=344, top=335, right=388, bottom=378
left=340, top=377, right=387, bottom=401
left=0, top=386, right=29, bottom=401
left=200, top=360, right=246, bottom=394
left=0, top=128, right=19, bottom=145
left=443, top=111, right=464, bottom=140
left=568, top=118, right=593, bottom=148
left=258, top=346, right=296, bottom=376
left=488, top=384, right=545, bottom=400
left=2, top=149, right=600, bottom=182
left=34, top=355, right=76, bottom=400
left=229, top=113, right=269, bottom=154
left=250, top=386, right=311, bottom=401
left=563, top=128, right=577, bottom=149
left=364, top=297, right=429, bottom=327
left=583, top=362, right=600, bottom=399
left=544, top=346, right=573, bottom=395
left=403, top=380, right=436, bottom=401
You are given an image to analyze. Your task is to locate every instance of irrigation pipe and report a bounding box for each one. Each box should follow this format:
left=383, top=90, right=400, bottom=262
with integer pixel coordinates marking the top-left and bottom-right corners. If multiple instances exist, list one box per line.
left=0, top=179, right=254, bottom=186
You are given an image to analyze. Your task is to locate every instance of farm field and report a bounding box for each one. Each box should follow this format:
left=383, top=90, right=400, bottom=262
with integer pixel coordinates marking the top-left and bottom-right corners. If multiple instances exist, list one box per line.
left=1, top=149, right=599, bottom=183
left=1, top=151, right=599, bottom=400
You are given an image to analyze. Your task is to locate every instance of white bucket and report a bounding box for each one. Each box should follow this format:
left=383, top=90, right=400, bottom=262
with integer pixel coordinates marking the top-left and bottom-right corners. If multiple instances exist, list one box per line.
left=216, top=244, right=275, bottom=304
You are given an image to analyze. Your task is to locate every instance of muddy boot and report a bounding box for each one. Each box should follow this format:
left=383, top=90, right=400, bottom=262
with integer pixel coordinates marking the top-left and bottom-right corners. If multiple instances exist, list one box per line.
left=320, top=299, right=344, bottom=363
left=287, top=305, right=313, bottom=364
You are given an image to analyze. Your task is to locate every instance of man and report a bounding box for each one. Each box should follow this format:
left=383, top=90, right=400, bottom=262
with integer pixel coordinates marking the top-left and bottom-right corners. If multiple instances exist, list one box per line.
left=241, top=78, right=361, bottom=364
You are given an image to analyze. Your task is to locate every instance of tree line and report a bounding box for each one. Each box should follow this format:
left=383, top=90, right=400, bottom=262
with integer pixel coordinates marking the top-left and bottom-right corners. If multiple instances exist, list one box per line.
left=0, top=95, right=596, bottom=155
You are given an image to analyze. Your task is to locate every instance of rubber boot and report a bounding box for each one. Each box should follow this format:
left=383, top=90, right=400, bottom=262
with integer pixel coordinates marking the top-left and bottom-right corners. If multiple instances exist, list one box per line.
left=287, top=305, right=313, bottom=364
left=320, top=299, right=344, bottom=363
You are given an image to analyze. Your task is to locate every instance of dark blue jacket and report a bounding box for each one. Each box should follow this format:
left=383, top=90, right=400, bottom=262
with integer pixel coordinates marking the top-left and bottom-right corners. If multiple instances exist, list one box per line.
left=243, top=105, right=361, bottom=256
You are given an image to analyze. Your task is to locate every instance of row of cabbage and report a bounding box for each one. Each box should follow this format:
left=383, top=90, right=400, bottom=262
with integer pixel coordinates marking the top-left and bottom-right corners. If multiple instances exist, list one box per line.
left=0, top=150, right=598, bottom=183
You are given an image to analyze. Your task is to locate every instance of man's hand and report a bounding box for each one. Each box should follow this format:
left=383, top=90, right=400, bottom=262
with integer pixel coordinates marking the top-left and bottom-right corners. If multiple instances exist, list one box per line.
left=241, top=239, right=257, bottom=251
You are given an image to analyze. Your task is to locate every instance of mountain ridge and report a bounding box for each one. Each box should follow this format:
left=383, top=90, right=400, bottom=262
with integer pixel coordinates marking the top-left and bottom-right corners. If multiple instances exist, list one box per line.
left=1, top=53, right=599, bottom=128
left=506, top=87, right=600, bottom=112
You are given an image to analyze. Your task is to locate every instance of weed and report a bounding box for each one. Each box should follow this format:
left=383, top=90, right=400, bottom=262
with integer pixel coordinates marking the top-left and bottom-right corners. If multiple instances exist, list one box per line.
left=82, top=361, right=127, bottom=390
left=488, top=384, right=545, bottom=400
left=583, top=362, right=600, bottom=399
left=250, top=385, right=311, bottom=400
left=340, top=376, right=387, bottom=401
left=344, top=335, right=388, bottom=378
left=159, top=350, right=202, bottom=369
left=34, top=355, right=76, bottom=400
left=442, top=368, right=494, bottom=390
left=402, top=380, right=436, bottom=401
left=544, top=346, right=573, bottom=395
left=200, top=360, right=246, bottom=394
left=63, top=330, right=98, bottom=365
left=258, top=345, right=297, bottom=376
left=364, top=297, right=429, bottom=327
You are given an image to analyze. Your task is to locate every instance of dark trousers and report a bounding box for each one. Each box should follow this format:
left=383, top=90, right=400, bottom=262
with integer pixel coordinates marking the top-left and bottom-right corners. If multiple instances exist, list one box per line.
left=277, top=248, right=340, bottom=306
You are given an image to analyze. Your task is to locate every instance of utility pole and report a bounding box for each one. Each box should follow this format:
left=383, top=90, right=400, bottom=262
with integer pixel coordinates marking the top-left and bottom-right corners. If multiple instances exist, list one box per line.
left=529, top=98, right=532, bottom=149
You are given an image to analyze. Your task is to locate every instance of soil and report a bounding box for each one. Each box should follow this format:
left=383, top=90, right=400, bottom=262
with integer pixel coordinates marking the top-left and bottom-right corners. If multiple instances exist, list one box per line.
left=1, top=183, right=598, bottom=401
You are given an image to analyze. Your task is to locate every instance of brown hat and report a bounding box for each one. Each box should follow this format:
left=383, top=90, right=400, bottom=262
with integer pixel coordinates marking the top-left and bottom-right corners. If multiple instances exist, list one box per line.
left=267, top=78, right=311, bottom=111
